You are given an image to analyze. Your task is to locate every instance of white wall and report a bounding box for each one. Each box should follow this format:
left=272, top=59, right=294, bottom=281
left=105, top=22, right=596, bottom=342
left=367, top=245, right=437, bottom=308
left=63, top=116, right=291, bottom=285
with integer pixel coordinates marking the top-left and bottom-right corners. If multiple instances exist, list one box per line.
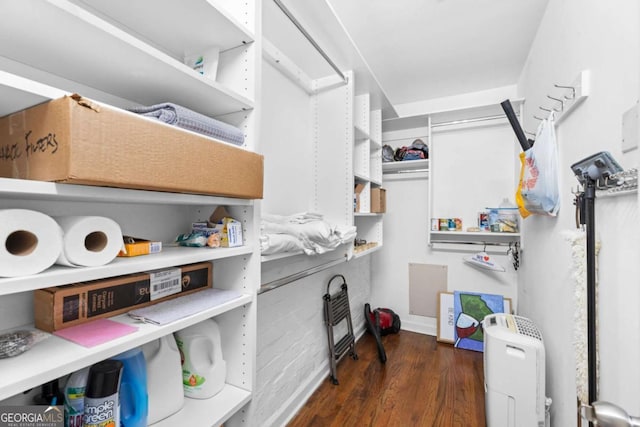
left=260, top=60, right=313, bottom=215
left=517, top=0, right=640, bottom=425
left=371, top=171, right=434, bottom=333
left=254, top=256, right=371, bottom=426
left=373, top=122, right=519, bottom=334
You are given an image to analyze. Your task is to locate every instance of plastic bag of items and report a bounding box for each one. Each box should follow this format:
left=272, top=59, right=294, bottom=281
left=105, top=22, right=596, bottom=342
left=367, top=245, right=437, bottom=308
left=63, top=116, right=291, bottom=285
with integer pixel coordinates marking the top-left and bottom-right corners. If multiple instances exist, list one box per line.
left=394, top=139, right=429, bottom=161
left=0, top=330, right=49, bottom=359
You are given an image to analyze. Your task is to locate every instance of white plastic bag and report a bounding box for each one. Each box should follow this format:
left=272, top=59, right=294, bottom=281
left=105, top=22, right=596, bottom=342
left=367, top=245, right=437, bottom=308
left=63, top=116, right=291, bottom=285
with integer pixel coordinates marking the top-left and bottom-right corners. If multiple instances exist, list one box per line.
left=521, top=112, right=561, bottom=216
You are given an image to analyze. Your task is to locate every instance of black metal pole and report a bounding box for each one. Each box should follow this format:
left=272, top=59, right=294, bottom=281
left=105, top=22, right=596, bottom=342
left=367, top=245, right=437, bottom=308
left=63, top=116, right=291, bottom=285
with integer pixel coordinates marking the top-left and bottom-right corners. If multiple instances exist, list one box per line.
left=500, top=100, right=532, bottom=151
left=584, top=178, right=597, bottom=405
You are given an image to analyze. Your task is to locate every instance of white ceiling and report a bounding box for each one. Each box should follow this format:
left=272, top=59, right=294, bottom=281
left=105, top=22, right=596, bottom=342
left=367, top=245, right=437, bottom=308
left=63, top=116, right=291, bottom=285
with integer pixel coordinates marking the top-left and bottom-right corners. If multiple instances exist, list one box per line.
left=326, top=0, right=549, bottom=107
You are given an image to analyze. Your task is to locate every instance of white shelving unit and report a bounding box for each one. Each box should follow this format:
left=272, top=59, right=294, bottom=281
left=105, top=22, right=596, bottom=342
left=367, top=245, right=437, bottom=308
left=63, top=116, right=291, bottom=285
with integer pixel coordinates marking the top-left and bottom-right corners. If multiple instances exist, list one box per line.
left=353, top=94, right=384, bottom=256
left=0, top=0, right=255, bottom=118
left=382, top=101, right=523, bottom=249
left=0, top=1, right=260, bottom=425
left=0, top=180, right=258, bottom=426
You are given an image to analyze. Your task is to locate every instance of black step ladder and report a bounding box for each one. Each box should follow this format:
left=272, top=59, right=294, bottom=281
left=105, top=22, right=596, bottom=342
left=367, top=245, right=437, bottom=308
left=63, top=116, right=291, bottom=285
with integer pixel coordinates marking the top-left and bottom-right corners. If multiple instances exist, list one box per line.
left=323, top=274, right=358, bottom=385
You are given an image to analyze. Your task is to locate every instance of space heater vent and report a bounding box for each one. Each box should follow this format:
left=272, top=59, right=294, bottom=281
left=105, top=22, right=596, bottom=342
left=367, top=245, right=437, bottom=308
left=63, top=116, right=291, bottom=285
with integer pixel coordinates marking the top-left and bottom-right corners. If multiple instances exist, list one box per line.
left=514, top=315, right=543, bottom=341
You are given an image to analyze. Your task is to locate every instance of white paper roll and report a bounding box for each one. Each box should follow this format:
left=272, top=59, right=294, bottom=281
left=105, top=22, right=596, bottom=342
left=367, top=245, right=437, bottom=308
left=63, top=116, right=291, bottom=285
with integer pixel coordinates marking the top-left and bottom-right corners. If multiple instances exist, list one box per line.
left=55, top=216, right=123, bottom=267
left=0, top=209, right=63, bottom=277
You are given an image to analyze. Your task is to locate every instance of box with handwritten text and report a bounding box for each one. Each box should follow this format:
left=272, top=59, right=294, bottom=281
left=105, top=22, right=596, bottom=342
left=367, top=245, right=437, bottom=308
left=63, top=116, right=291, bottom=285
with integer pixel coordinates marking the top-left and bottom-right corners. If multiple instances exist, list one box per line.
left=0, top=94, right=263, bottom=198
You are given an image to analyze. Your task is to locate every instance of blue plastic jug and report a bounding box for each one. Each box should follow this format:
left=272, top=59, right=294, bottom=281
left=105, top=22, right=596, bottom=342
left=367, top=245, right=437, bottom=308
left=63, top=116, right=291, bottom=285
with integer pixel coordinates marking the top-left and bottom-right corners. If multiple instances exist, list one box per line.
left=112, top=347, right=148, bottom=427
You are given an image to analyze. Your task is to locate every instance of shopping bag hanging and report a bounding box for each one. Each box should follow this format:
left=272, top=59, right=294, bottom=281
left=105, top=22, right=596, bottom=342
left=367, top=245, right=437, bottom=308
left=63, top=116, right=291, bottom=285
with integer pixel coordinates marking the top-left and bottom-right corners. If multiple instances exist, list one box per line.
left=521, top=111, right=561, bottom=216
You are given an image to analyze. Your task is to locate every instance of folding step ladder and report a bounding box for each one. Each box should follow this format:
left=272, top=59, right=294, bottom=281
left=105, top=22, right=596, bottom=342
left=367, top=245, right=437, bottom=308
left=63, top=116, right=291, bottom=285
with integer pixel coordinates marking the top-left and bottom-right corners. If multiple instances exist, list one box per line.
left=323, top=274, right=358, bottom=385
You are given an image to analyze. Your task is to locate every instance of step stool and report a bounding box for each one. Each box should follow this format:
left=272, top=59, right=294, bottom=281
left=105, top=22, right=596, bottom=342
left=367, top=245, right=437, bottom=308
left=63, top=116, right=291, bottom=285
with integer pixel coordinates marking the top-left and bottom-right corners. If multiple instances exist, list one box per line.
left=323, top=274, right=358, bottom=385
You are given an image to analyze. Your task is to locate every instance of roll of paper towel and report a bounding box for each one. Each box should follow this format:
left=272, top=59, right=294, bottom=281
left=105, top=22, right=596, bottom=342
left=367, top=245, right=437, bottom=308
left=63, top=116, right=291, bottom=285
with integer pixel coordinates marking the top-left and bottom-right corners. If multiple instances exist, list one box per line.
left=55, top=216, right=123, bottom=267
left=0, top=209, right=63, bottom=277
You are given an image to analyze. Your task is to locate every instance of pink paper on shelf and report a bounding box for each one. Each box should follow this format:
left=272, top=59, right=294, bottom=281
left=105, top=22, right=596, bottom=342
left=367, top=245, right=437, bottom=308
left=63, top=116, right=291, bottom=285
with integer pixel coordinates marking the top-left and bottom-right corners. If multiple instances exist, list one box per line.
left=53, top=318, right=138, bottom=347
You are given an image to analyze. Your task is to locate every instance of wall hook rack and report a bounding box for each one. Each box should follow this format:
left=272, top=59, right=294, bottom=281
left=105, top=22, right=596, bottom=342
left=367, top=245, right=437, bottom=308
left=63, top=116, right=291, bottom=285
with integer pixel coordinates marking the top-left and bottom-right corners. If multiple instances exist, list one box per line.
left=544, top=70, right=590, bottom=126
left=596, top=167, right=638, bottom=196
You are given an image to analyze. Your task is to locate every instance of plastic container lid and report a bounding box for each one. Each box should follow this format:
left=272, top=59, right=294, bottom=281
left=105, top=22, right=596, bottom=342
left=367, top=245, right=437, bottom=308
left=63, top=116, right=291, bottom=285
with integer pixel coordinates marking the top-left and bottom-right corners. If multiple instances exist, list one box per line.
left=86, top=360, right=123, bottom=398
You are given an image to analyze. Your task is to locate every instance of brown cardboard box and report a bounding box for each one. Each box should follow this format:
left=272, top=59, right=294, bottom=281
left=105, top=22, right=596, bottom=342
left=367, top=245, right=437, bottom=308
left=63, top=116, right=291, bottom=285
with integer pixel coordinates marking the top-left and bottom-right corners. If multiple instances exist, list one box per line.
left=0, top=95, right=263, bottom=199
left=371, top=188, right=386, bottom=213
left=34, top=262, right=212, bottom=332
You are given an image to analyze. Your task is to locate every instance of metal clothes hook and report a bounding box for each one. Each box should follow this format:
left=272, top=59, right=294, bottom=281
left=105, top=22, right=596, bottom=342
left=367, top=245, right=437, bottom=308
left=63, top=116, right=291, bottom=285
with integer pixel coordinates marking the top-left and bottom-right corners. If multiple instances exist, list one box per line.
left=547, top=95, right=565, bottom=111
left=554, top=83, right=576, bottom=99
left=540, top=105, right=561, bottom=113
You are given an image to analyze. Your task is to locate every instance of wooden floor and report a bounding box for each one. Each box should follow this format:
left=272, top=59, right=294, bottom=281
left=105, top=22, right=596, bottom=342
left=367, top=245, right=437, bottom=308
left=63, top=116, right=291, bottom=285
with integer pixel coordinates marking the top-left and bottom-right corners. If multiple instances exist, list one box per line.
left=287, top=331, right=486, bottom=427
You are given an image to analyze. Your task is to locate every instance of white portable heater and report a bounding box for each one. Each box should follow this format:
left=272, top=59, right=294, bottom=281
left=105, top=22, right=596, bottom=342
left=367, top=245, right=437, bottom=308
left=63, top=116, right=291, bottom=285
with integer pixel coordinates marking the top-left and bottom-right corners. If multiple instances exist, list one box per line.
left=484, top=313, right=550, bottom=427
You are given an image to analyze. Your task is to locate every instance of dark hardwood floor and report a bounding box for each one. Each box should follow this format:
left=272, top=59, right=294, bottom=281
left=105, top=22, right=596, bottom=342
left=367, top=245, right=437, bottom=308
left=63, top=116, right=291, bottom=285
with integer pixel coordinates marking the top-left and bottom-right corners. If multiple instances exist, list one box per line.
left=287, top=331, right=486, bottom=427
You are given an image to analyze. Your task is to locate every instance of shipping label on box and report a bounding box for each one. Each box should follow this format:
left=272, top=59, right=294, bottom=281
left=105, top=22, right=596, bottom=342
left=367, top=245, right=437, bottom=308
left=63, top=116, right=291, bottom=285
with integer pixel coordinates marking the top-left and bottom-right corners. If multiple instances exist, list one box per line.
left=149, top=267, right=181, bottom=301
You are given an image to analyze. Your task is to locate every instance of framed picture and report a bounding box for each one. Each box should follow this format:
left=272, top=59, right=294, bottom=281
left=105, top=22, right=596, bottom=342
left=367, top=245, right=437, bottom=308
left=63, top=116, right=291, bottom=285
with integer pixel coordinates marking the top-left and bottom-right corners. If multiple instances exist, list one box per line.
left=437, top=292, right=456, bottom=343
left=437, top=291, right=512, bottom=344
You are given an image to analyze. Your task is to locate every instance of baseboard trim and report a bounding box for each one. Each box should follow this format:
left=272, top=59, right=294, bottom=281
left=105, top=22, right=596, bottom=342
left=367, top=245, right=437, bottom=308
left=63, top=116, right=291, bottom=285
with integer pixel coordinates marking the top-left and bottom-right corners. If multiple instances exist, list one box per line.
left=401, top=320, right=437, bottom=337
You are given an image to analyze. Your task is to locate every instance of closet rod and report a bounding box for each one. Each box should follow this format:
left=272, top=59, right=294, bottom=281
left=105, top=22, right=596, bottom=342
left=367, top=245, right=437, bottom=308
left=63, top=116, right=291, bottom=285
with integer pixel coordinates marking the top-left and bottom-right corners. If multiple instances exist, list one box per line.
left=259, top=255, right=348, bottom=294
left=431, top=114, right=507, bottom=128
left=273, top=0, right=347, bottom=83
left=383, top=136, right=428, bottom=143
left=430, top=240, right=515, bottom=248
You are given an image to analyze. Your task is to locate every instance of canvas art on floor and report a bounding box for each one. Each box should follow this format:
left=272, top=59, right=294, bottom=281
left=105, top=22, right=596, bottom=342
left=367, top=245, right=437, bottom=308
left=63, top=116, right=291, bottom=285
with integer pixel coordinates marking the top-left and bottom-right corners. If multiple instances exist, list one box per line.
left=453, top=291, right=504, bottom=352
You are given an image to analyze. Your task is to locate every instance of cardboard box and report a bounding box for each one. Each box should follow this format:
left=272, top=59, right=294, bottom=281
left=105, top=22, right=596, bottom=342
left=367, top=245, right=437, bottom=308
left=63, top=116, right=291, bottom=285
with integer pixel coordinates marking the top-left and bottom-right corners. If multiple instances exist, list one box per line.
left=0, top=95, right=263, bottom=199
left=34, top=262, right=212, bottom=332
left=208, top=206, right=243, bottom=247
left=371, top=188, right=386, bottom=213
left=117, top=237, right=163, bottom=258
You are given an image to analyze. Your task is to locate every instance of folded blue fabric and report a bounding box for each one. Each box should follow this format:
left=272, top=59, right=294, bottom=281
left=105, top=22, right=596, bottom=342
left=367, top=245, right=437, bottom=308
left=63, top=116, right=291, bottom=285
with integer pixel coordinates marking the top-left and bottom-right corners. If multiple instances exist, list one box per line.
left=129, top=102, right=245, bottom=146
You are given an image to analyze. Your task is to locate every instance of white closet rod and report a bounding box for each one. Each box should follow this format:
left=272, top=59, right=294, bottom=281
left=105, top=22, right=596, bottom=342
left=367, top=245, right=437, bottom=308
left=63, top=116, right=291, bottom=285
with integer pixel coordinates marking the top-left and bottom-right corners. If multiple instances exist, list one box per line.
left=273, top=0, right=347, bottom=84
left=383, top=135, right=428, bottom=143
left=431, top=114, right=507, bottom=128
left=259, top=255, right=348, bottom=294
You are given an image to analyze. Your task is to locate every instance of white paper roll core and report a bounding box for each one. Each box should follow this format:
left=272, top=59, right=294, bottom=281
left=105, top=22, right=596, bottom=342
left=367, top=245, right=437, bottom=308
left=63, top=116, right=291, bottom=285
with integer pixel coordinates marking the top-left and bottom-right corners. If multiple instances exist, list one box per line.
left=55, top=216, right=123, bottom=267
left=0, top=209, right=63, bottom=277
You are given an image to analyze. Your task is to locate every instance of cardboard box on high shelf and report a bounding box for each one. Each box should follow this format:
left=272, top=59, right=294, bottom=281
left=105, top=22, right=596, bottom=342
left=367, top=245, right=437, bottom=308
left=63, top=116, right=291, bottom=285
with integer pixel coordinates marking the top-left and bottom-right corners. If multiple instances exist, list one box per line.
left=34, top=262, right=212, bottom=332
left=371, top=188, right=386, bottom=213
left=0, top=94, right=263, bottom=199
